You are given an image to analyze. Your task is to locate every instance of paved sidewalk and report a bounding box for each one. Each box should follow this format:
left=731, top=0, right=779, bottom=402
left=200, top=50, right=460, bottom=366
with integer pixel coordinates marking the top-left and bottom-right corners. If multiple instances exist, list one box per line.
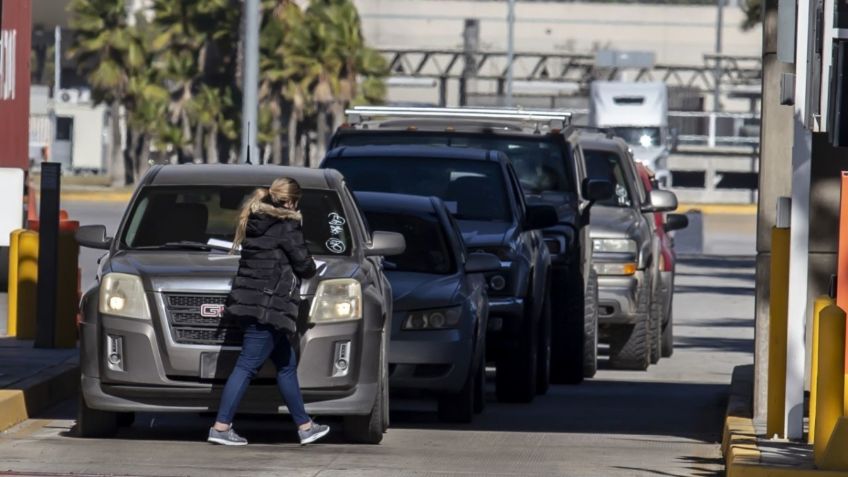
left=0, top=292, right=80, bottom=432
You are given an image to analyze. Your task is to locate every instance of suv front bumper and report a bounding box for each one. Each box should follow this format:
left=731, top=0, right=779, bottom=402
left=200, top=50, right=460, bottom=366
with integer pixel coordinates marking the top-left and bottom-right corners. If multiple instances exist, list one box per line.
left=596, top=270, right=647, bottom=325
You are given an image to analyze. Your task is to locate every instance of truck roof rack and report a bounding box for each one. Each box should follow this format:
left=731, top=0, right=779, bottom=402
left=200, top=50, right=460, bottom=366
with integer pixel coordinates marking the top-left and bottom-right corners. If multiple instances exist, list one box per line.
left=346, top=106, right=572, bottom=130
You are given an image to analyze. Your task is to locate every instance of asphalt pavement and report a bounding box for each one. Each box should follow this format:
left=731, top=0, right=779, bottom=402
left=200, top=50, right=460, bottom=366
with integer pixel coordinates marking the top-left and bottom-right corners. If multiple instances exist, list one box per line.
left=0, top=201, right=755, bottom=477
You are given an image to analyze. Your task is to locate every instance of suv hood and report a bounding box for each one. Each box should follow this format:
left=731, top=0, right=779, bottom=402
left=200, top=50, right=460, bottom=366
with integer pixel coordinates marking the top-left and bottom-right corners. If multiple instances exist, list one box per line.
left=589, top=206, right=641, bottom=239
left=386, top=271, right=461, bottom=311
left=107, top=250, right=360, bottom=296
left=457, top=220, right=512, bottom=249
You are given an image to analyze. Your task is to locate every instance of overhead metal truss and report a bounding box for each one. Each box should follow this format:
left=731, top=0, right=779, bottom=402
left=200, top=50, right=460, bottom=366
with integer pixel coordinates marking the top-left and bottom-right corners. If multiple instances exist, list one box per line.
left=381, top=49, right=762, bottom=94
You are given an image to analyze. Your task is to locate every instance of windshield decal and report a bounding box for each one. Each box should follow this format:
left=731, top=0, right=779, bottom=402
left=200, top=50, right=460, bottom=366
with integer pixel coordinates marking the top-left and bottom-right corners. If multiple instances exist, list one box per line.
left=326, top=212, right=348, bottom=254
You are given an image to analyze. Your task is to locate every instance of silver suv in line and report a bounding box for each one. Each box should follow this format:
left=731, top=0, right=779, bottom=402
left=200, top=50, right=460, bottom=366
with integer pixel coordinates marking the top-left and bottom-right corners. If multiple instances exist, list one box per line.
left=575, top=132, right=678, bottom=370
left=75, top=164, right=404, bottom=444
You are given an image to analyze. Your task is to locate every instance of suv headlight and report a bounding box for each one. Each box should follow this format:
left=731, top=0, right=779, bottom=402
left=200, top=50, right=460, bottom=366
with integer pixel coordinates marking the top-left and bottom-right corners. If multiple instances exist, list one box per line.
left=309, top=279, right=362, bottom=323
left=402, top=307, right=461, bottom=330
left=98, top=273, right=151, bottom=319
left=593, top=239, right=637, bottom=254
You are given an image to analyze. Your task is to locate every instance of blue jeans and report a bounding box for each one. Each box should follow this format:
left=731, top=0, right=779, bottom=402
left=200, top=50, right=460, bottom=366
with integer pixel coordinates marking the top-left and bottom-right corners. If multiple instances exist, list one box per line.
left=215, top=322, right=310, bottom=426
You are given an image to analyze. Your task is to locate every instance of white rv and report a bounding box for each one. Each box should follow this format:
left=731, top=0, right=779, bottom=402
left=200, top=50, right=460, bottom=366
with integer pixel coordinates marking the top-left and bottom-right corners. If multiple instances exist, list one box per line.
left=589, top=81, right=672, bottom=186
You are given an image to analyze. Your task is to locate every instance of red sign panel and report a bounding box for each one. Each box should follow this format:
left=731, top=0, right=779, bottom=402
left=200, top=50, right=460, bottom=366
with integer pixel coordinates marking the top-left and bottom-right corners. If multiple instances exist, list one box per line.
left=0, top=0, right=31, bottom=170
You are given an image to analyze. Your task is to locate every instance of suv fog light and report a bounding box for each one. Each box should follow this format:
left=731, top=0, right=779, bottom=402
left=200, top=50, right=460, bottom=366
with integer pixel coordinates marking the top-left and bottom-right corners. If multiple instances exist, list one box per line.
left=489, top=275, right=506, bottom=291
left=106, top=334, right=124, bottom=372
left=332, top=341, right=351, bottom=377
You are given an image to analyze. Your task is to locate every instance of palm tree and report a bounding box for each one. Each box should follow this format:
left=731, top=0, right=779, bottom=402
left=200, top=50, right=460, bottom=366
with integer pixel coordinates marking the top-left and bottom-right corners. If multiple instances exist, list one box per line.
left=68, top=0, right=145, bottom=186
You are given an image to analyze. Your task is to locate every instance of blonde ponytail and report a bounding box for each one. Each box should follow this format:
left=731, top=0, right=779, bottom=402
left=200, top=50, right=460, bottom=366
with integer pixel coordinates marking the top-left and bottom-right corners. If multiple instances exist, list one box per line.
left=232, top=187, right=270, bottom=253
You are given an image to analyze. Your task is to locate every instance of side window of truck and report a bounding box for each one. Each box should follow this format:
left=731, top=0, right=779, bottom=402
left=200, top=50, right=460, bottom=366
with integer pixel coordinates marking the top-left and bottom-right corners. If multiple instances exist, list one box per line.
left=505, top=163, right=527, bottom=218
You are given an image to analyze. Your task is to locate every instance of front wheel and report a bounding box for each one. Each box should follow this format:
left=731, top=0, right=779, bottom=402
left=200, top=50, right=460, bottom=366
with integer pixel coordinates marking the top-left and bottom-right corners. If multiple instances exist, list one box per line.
left=438, top=364, right=476, bottom=423
left=495, top=301, right=538, bottom=403
left=344, top=377, right=386, bottom=444
left=583, top=270, right=599, bottom=378
left=535, top=295, right=551, bottom=395
left=77, top=393, right=118, bottom=438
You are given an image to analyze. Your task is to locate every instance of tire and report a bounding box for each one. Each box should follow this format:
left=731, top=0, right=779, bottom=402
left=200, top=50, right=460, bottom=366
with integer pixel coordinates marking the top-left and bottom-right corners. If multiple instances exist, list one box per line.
left=473, top=357, right=486, bottom=414
left=607, top=275, right=651, bottom=371
left=649, top=280, right=663, bottom=365
left=77, top=393, right=118, bottom=438
left=438, top=364, right=476, bottom=423
left=117, top=412, right=135, bottom=428
left=583, top=270, right=599, bottom=378
left=661, top=310, right=674, bottom=358
left=495, top=300, right=538, bottom=403
left=550, top=267, right=585, bottom=385
left=535, top=295, right=551, bottom=395
left=344, top=337, right=387, bottom=444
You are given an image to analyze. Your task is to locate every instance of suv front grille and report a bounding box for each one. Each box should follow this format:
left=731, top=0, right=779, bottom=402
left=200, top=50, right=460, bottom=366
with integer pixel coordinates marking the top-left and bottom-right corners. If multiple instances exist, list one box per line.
left=163, top=293, right=242, bottom=346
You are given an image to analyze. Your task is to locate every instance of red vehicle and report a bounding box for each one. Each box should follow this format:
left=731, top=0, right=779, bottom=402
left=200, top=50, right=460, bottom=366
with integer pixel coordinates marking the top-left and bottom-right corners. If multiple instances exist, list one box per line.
left=635, top=163, right=687, bottom=357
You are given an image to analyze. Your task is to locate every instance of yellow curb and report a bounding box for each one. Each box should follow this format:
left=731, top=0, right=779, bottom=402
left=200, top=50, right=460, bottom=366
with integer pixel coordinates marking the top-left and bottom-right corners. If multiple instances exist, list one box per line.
left=678, top=203, right=758, bottom=215
left=60, top=190, right=133, bottom=202
left=0, top=390, right=28, bottom=432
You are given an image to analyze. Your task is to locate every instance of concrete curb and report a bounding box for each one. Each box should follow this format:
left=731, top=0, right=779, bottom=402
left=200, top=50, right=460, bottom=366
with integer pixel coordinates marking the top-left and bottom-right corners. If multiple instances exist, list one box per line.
left=722, top=364, right=848, bottom=476
left=0, top=359, right=79, bottom=432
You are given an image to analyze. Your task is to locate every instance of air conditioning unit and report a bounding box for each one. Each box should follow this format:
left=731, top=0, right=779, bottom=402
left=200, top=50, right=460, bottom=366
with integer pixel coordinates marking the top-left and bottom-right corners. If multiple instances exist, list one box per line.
left=57, top=88, right=81, bottom=104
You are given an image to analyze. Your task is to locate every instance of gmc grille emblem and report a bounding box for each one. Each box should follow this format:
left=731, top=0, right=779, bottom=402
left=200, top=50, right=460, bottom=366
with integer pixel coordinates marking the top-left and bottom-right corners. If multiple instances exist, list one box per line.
left=200, top=304, right=225, bottom=318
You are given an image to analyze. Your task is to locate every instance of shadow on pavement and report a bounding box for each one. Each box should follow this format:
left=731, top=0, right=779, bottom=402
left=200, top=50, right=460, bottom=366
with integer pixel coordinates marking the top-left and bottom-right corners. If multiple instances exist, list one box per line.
left=390, top=379, right=728, bottom=443
left=611, top=455, right=723, bottom=477
left=673, top=335, right=753, bottom=354
left=674, top=284, right=754, bottom=296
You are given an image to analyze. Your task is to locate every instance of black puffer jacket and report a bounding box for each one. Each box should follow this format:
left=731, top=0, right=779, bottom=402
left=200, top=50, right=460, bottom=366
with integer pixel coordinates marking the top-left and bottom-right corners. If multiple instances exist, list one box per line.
left=226, top=203, right=317, bottom=333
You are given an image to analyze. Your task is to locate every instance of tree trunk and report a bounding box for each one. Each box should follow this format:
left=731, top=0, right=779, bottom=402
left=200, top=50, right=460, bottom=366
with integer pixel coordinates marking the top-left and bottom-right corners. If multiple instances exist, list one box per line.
left=288, top=111, right=300, bottom=167
left=138, top=134, right=152, bottom=178
left=109, top=99, right=125, bottom=187
left=314, top=105, right=329, bottom=167
left=271, top=100, right=284, bottom=165
left=194, top=122, right=204, bottom=163
left=206, top=123, right=219, bottom=164
left=180, top=109, right=194, bottom=163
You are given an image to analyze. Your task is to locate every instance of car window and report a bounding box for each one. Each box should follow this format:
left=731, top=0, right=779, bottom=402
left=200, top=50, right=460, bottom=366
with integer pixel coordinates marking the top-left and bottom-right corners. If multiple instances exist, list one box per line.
left=363, top=210, right=456, bottom=274
left=121, top=186, right=353, bottom=256
left=333, top=132, right=574, bottom=194
left=324, top=155, right=512, bottom=222
left=583, top=149, right=634, bottom=208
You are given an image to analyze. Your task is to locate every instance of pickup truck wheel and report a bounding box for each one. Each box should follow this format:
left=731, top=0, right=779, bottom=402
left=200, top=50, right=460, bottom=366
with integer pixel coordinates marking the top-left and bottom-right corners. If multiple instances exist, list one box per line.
left=550, top=267, right=585, bottom=384
left=535, top=295, right=551, bottom=395
left=473, top=357, right=486, bottom=414
left=495, top=300, right=538, bottom=403
left=438, top=364, right=476, bottom=423
left=77, top=393, right=118, bottom=438
left=607, top=277, right=651, bottom=371
left=661, top=310, right=674, bottom=358
left=583, top=270, right=599, bottom=378
left=649, top=283, right=663, bottom=365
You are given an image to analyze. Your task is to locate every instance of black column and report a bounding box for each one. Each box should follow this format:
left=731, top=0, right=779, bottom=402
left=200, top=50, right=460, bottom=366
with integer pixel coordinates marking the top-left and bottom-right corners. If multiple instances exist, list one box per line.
left=35, top=162, right=60, bottom=348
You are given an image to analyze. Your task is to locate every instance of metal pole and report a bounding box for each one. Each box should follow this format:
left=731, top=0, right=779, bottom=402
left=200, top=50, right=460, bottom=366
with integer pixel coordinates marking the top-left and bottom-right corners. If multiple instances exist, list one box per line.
left=241, top=0, right=259, bottom=164
left=713, top=0, right=723, bottom=112
left=506, top=0, right=515, bottom=107
left=51, top=27, right=61, bottom=163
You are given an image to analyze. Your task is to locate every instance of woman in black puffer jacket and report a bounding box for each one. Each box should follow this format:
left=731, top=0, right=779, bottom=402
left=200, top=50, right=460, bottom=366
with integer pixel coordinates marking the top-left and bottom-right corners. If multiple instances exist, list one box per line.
left=208, top=177, right=330, bottom=447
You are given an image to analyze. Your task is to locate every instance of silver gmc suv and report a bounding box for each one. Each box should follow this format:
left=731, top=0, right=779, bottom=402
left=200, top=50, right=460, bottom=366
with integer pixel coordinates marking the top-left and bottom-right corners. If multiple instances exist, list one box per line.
left=75, top=164, right=404, bottom=444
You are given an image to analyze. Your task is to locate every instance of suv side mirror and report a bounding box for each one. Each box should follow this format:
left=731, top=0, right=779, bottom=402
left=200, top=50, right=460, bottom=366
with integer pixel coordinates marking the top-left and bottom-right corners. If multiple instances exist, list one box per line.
left=642, top=190, right=678, bottom=213
left=523, top=204, right=559, bottom=230
left=664, top=213, right=689, bottom=232
left=366, top=231, right=406, bottom=256
left=581, top=178, right=614, bottom=202
left=465, top=252, right=501, bottom=273
left=76, top=225, right=112, bottom=250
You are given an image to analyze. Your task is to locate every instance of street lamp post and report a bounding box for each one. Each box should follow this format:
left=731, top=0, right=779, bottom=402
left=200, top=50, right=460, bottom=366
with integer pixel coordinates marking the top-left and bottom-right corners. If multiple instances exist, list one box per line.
left=241, top=0, right=259, bottom=164
left=506, top=0, right=515, bottom=107
left=714, top=0, right=724, bottom=112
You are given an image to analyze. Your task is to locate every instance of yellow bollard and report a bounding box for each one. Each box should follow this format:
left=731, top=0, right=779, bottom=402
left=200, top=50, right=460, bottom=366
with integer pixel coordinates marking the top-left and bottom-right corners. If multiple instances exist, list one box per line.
left=810, top=295, right=835, bottom=444
left=767, top=226, right=791, bottom=438
left=813, top=304, right=846, bottom=468
left=15, top=230, right=39, bottom=340
left=6, top=230, right=22, bottom=336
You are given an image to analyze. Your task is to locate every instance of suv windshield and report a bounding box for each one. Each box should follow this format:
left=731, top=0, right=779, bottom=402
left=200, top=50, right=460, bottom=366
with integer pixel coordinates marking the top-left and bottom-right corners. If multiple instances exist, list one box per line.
left=324, top=156, right=512, bottom=222
left=363, top=210, right=455, bottom=274
left=121, top=186, right=353, bottom=256
left=583, top=149, right=633, bottom=208
left=333, top=133, right=573, bottom=195
left=610, top=127, right=662, bottom=148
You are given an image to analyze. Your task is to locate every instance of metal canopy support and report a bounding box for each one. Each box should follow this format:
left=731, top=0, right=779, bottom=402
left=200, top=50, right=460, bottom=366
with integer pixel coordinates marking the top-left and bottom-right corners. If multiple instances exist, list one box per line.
left=240, top=0, right=259, bottom=164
